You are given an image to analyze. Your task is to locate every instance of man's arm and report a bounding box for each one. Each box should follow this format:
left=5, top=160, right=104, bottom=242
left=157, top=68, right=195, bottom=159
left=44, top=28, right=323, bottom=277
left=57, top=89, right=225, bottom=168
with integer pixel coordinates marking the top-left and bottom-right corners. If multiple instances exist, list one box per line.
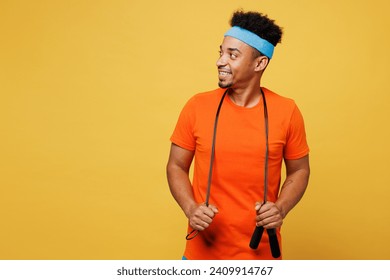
left=166, top=143, right=218, bottom=231
left=256, top=155, right=310, bottom=228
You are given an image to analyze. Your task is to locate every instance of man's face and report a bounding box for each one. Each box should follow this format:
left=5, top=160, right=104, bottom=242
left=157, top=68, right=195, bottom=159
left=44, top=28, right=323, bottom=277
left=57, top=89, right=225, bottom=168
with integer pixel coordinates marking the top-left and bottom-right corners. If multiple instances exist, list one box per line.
left=216, top=36, right=258, bottom=89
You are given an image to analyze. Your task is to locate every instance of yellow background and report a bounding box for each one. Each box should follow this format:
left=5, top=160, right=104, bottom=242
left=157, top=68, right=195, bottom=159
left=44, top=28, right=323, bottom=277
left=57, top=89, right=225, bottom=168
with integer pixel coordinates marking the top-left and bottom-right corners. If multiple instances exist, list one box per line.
left=1, top=0, right=389, bottom=259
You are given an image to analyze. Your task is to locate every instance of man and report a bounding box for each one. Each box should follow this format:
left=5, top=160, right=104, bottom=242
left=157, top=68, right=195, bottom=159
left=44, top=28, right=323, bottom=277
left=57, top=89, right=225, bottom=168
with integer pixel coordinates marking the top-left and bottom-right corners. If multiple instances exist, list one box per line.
left=166, top=10, right=310, bottom=260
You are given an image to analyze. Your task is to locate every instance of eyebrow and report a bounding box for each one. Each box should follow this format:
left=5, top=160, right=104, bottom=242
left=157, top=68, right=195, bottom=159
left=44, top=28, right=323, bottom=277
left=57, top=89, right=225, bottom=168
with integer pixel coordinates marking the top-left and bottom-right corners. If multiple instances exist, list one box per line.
left=228, top=48, right=242, bottom=53
left=219, top=45, right=242, bottom=53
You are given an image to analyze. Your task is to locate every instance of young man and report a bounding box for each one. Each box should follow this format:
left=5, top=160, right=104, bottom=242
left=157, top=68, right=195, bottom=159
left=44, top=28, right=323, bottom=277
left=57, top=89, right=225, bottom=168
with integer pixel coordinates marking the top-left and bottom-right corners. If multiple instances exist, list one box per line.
left=166, top=10, right=310, bottom=260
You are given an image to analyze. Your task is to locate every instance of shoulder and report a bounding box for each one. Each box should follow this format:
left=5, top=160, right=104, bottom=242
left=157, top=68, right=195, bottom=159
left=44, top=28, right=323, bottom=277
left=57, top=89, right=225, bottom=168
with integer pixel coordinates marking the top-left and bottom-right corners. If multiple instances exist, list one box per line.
left=183, top=88, right=226, bottom=112
left=262, top=87, right=304, bottom=123
left=262, top=87, right=296, bottom=108
left=189, top=88, right=226, bottom=103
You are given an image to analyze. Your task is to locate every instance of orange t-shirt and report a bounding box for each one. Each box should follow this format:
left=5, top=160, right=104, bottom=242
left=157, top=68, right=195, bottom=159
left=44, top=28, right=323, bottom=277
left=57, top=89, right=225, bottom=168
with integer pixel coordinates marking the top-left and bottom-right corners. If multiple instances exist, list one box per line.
left=170, top=87, right=309, bottom=259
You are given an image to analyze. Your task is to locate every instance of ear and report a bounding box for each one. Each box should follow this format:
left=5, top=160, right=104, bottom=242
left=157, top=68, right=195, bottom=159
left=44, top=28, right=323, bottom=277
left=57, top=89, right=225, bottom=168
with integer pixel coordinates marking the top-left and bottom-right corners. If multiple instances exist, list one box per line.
left=254, top=56, right=269, bottom=72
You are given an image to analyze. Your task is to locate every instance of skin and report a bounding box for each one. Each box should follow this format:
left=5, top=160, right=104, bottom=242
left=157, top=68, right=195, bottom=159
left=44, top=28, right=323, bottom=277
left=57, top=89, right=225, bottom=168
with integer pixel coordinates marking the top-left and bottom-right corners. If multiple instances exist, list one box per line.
left=166, top=35, right=310, bottom=233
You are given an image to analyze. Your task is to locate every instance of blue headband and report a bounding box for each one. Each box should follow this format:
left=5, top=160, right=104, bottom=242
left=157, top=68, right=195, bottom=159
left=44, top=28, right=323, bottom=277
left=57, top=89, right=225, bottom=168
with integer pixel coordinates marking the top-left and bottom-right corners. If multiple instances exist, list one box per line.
left=224, top=26, right=275, bottom=59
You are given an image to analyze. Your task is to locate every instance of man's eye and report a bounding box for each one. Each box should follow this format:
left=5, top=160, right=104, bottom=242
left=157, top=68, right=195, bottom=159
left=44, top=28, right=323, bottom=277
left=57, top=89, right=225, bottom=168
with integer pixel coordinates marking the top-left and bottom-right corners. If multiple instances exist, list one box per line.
left=230, top=53, right=237, bottom=59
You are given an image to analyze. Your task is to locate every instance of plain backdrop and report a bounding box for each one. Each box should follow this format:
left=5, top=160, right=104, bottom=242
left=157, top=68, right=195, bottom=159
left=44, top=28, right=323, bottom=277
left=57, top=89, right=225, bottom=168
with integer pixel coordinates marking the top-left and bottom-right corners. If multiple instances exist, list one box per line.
left=1, top=0, right=389, bottom=259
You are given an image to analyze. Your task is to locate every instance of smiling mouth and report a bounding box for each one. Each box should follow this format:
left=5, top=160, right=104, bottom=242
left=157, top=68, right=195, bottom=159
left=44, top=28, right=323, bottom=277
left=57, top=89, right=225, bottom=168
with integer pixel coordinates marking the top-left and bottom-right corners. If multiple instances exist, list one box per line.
left=218, top=70, right=231, bottom=77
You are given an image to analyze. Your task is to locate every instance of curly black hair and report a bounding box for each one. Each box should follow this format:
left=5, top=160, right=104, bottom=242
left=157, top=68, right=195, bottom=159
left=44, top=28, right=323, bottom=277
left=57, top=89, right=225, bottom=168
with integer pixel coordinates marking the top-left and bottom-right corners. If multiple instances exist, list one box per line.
left=230, top=10, right=283, bottom=47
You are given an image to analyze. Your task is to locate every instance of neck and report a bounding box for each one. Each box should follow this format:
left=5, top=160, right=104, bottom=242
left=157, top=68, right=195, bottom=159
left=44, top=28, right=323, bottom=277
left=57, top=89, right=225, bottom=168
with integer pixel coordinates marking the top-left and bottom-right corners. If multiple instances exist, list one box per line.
left=228, top=84, right=262, bottom=108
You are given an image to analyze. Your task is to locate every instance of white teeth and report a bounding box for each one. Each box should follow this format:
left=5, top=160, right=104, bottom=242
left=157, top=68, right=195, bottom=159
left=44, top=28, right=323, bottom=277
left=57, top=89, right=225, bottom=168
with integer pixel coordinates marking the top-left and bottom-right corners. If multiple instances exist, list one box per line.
left=219, top=71, right=230, bottom=76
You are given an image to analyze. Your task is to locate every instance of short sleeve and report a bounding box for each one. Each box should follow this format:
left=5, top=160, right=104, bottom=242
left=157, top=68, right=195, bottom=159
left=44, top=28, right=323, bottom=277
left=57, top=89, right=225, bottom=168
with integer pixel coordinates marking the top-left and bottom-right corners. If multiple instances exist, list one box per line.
left=284, top=105, right=310, bottom=159
left=170, top=97, right=197, bottom=151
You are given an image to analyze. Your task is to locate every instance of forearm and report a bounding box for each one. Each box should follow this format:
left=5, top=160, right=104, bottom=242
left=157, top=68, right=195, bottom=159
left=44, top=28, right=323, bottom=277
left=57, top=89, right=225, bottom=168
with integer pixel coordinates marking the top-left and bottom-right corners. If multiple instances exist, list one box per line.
left=166, top=164, right=197, bottom=218
left=275, top=162, right=310, bottom=219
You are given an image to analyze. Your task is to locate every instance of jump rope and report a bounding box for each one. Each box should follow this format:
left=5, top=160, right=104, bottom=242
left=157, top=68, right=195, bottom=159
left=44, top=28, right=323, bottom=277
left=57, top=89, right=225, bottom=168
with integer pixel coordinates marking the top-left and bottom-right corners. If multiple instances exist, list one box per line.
left=185, top=88, right=281, bottom=258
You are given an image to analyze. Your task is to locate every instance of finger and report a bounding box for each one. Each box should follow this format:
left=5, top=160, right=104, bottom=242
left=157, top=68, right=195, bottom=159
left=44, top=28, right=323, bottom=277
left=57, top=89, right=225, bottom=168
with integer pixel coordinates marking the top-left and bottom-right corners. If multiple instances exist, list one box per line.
left=191, top=223, right=205, bottom=231
left=255, top=208, right=279, bottom=224
left=256, top=215, right=283, bottom=228
left=191, top=217, right=213, bottom=231
left=258, top=203, right=281, bottom=219
left=263, top=220, right=283, bottom=229
left=258, top=202, right=274, bottom=213
left=196, top=221, right=210, bottom=231
left=256, top=209, right=272, bottom=222
left=208, top=204, right=219, bottom=214
left=201, top=206, right=217, bottom=218
left=255, top=201, right=262, bottom=211
left=194, top=211, right=213, bottom=224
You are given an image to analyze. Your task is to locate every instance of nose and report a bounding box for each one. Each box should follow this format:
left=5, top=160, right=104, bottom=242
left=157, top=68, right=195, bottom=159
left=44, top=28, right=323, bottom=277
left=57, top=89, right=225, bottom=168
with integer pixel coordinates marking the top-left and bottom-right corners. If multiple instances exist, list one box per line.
left=216, top=54, right=226, bottom=67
